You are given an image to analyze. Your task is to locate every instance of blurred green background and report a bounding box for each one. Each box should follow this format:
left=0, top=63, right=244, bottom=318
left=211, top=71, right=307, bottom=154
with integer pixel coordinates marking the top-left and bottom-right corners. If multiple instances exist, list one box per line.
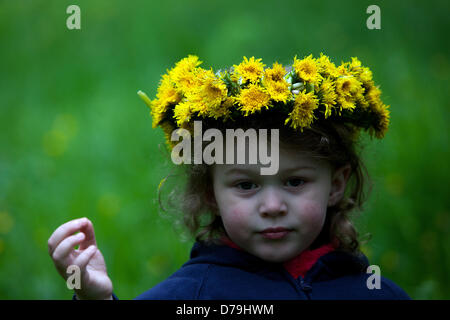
left=0, top=0, right=449, bottom=299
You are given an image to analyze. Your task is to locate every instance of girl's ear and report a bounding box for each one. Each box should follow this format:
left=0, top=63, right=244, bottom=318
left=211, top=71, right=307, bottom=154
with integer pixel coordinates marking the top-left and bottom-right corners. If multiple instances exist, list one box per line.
left=328, top=164, right=352, bottom=207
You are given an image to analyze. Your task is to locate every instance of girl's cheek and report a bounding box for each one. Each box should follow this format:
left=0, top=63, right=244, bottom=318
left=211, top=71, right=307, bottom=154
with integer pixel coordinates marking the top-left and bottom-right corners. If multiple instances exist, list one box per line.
left=229, top=207, right=248, bottom=225
left=222, top=206, right=250, bottom=232
left=300, top=201, right=327, bottom=228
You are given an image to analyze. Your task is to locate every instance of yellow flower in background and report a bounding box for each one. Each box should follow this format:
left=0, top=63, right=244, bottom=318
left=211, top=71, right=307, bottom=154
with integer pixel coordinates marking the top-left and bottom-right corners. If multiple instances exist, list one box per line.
left=0, top=211, right=14, bottom=234
left=285, top=90, right=318, bottom=129
left=233, top=56, right=266, bottom=83
left=236, top=83, right=271, bottom=115
left=97, top=193, right=121, bottom=218
left=318, top=78, right=337, bottom=117
left=293, top=54, right=322, bottom=85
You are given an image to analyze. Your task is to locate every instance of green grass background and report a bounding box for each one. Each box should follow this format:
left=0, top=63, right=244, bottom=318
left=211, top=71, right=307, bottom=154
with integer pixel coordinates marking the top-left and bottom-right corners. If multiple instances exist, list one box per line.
left=0, top=0, right=449, bottom=299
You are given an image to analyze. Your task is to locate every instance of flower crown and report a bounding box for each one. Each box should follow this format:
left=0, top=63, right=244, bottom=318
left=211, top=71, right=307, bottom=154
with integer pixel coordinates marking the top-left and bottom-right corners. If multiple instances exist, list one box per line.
left=138, top=54, right=390, bottom=148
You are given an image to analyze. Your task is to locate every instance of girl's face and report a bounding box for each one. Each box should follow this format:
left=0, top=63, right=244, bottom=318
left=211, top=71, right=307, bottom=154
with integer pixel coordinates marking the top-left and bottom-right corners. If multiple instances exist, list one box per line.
left=212, top=145, right=348, bottom=263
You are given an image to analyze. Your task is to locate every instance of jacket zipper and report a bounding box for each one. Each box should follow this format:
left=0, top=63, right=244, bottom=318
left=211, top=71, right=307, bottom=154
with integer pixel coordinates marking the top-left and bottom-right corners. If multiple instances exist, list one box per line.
left=281, top=268, right=312, bottom=299
left=297, top=276, right=312, bottom=297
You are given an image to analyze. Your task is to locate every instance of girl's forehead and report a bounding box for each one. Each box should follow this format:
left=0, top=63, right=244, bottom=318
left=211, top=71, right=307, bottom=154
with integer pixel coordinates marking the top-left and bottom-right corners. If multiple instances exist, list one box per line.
left=214, top=149, right=328, bottom=175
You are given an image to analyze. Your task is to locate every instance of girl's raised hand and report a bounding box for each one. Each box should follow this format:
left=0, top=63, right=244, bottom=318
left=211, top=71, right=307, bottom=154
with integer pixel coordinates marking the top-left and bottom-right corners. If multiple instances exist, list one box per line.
left=48, top=217, right=113, bottom=300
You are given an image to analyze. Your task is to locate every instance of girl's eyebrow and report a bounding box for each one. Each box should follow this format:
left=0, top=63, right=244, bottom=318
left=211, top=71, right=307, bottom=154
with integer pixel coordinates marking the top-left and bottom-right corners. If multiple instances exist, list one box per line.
left=225, top=166, right=316, bottom=175
left=282, top=166, right=317, bottom=173
left=224, top=167, right=259, bottom=176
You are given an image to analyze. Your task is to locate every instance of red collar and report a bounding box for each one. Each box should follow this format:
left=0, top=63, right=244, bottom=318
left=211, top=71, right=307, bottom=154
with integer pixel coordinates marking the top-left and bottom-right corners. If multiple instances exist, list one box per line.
left=221, top=237, right=335, bottom=279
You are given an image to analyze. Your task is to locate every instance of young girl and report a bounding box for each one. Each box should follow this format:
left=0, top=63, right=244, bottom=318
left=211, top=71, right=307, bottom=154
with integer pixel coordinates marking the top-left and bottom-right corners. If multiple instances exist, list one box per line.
left=48, top=54, right=410, bottom=300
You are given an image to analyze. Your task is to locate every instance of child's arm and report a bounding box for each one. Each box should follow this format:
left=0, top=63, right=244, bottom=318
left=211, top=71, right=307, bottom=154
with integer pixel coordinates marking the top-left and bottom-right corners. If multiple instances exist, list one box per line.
left=48, top=217, right=113, bottom=300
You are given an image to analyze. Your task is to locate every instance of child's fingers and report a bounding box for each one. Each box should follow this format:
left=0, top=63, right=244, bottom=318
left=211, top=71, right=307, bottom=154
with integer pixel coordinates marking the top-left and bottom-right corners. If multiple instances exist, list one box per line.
left=51, top=232, right=85, bottom=264
left=78, top=218, right=97, bottom=250
left=48, top=218, right=88, bottom=256
left=73, top=245, right=97, bottom=271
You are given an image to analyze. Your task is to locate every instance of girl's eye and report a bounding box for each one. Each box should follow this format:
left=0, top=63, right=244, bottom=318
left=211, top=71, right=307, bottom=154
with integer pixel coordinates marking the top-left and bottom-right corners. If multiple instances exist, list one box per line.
left=286, top=178, right=305, bottom=187
left=236, top=181, right=258, bottom=190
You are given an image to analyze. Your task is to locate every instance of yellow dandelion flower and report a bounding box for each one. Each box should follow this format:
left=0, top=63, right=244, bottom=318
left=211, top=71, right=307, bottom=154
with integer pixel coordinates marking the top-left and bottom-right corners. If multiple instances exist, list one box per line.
left=236, top=83, right=271, bottom=115
left=356, top=93, right=369, bottom=109
left=335, top=76, right=363, bottom=98
left=262, top=62, right=291, bottom=103
left=169, top=55, right=203, bottom=94
left=349, top=57, right=362, bottom=70
left=317, top=53, right=339, bottom=78
left=173, top=101, right=192, bottom=126
left=159, top=121, right=177, bottom=150
left=264, top=62, right=287, bottom=82
left=170, top=55, right=202, bottom=80
left=336, top=62, right=351, bottom=77
left=337, top=94, right=356, bottom=112
left=318, top=78, right=337, bottom=117
left=171, top=67, right=198, bottom=94
left=365, top=85, right=381, bottom=105
left=372, top=103, right=390, bottom=138
left=285, top=90, right=318, bottom=129
left=176, top=55, right=202, bottom=70
left=149, top=99, right=170, bottom=128
left=183, top=68, right=228, bottom=117
left=264, top=79, right=292, bottom=103
left=358, top=67, right=374, bottom=86
left=156, top=74, right=181, bottom=105
left=208, top=96, right=234, bottom=120
left=189, top=97, right=209, bottom=115
left=197, top=69, right=228, bottom=109
left=233, top=56, right=266, bottom=84
left=293, top=54, right=322, bottom=85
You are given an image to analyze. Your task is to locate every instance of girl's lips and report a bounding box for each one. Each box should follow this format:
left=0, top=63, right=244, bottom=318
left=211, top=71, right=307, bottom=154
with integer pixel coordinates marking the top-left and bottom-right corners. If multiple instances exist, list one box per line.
left=260, top=227, right=292, bottom=240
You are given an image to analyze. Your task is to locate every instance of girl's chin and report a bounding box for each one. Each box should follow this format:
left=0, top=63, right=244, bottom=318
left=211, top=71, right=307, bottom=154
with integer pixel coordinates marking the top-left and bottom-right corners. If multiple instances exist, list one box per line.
left=252, top=246, right=302, bottom=263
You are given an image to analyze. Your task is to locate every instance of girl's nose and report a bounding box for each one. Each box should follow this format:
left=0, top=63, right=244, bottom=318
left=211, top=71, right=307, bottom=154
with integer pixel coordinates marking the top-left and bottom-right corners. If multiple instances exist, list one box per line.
left=258, top=187, right=287, bottom=218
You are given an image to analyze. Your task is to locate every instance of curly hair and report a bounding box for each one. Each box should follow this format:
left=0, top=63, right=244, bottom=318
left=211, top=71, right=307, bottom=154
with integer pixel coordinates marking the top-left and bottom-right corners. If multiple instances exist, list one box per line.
left=157, top=109, right=371, bottom=255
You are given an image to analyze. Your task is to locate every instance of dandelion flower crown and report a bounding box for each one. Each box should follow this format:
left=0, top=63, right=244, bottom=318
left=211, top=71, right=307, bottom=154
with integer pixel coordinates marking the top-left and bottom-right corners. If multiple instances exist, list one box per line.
left=138, top=54, right=390, bottom=148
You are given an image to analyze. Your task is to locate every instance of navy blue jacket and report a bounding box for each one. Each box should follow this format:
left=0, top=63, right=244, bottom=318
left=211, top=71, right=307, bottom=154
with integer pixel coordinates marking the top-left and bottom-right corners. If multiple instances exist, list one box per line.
left=134, top=242, right=410, bottom=300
